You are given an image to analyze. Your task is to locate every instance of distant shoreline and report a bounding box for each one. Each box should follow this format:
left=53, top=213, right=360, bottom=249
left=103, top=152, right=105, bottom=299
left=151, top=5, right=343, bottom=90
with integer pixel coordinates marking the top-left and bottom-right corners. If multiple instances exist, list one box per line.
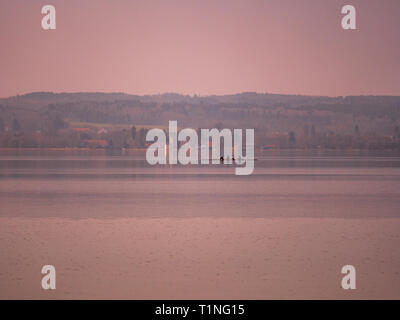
left=0, top=147, right=147, bottom=151
left=1, top=147, right=400, bottom=153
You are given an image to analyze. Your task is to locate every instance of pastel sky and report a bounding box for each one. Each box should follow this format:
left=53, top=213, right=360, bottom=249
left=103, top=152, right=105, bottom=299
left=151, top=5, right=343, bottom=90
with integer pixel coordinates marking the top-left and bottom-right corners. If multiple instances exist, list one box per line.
left=1, top=0, right=399, bottom=97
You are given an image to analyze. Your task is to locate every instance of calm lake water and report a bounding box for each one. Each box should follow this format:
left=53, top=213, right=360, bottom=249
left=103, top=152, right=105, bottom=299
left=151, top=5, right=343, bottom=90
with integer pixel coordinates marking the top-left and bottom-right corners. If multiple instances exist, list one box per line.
left=1, top=149, right=400, bottom=219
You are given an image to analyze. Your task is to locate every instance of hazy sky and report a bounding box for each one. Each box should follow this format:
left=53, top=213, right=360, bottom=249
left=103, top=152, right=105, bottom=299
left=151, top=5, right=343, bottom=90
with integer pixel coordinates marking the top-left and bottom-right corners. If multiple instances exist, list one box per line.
left=1, top=0, right=399, bottom=97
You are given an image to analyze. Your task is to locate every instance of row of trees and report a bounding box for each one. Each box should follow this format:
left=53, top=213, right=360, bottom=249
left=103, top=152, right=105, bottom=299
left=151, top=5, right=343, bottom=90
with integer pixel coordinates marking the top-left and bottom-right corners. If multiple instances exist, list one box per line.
left=2, top=115, right=400, bottom=150
left=0, top=125, right=151, bottom=149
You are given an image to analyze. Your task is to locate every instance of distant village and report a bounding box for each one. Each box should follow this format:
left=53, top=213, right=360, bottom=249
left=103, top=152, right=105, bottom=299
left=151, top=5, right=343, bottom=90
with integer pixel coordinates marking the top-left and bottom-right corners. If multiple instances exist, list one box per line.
left=1, top=119, right=400, bottom=151
left=0, top=121, right=151, bottom=149
left=1, top=92, right=400, bottom=150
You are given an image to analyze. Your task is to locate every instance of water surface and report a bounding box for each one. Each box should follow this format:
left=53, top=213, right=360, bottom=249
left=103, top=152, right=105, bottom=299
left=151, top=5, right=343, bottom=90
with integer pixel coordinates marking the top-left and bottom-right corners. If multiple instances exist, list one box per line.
left=1, top=149, right=400, bottom=219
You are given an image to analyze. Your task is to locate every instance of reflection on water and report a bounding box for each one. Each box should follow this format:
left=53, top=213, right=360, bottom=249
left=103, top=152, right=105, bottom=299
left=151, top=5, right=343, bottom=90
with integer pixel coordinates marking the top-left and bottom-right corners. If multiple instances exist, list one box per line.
left=1, top=149, right=400, bottom=218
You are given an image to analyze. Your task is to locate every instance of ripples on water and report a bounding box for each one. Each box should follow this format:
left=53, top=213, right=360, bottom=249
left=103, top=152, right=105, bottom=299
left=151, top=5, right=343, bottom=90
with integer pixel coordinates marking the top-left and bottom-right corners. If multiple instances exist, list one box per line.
left=1, top=149, right=400, bottom=219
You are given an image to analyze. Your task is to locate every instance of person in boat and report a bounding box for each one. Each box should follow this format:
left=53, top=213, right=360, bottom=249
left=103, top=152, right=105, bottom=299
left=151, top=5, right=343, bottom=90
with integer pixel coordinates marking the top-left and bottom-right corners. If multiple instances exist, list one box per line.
left=220, top=156, right=236, bottom=162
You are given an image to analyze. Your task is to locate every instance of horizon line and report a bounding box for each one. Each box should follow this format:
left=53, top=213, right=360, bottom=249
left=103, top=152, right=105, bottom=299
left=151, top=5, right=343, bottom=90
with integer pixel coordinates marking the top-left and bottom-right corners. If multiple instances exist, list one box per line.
left=2, top=90, right=400, bottom=100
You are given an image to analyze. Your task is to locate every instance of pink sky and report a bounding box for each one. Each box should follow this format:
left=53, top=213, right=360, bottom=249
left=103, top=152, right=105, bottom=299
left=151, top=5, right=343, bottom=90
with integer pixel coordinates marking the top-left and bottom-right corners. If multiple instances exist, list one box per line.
left=0, top=0, right=399, bottom=97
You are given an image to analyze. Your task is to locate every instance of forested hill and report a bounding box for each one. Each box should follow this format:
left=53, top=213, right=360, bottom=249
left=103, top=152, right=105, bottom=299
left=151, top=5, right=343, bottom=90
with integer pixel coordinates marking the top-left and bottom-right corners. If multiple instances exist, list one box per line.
left=1, top=92, right=400, bottom=149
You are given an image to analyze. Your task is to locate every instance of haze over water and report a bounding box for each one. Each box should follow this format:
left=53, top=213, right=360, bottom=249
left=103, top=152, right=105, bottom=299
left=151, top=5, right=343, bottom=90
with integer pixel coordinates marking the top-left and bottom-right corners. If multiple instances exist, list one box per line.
left=1, top=149, right=400, bottom=219
left=2, top=0, right=400, bottom=299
